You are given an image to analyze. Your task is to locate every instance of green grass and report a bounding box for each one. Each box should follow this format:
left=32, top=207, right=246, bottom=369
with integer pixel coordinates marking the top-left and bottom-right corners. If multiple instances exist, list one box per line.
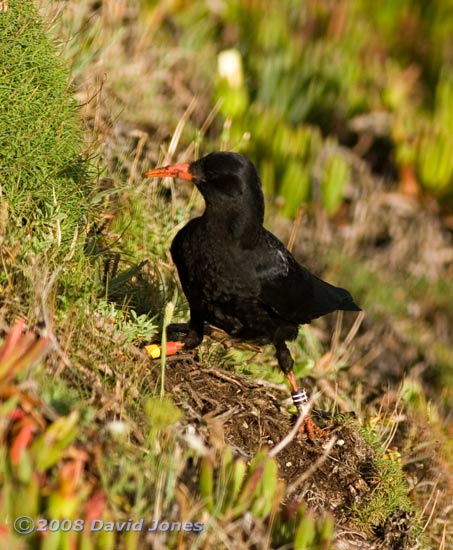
left=0, top=0, right=98, bottom=330
left=0, top=0, right=93, bottom=255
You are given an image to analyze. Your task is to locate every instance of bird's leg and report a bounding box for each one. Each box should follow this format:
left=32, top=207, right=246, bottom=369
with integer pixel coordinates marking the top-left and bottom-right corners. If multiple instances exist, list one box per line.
left=160, top=317, right=203, bottom=356
left=182, top=310, right=204, bottom=349
left=182, top=327, right=203, bottom=349
left=275, top=341, right=326, bottom=440
left=286, top=371, right=326, bottom=440
left=166, top=322, right=202, bottom=349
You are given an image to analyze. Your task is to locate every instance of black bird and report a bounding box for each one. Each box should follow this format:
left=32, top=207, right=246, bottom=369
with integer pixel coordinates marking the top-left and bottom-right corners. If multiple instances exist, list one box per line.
left=146, top=152, right=360, bottom=438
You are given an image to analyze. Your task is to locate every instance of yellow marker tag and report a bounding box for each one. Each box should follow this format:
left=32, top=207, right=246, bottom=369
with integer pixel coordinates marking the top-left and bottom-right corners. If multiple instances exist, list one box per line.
left=145, top=344, right=161, bottom=359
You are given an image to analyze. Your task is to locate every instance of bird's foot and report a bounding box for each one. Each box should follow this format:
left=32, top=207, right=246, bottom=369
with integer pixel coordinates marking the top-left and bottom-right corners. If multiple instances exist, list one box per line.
left=181, top=330, right=203, bottom=350
left=166, top=323, right=204, bottom=350
left=286, top=374, right=327, bottom=441
left=299, top=412, right=327, bottom=441
left=145, top=341, right=185, bottom=359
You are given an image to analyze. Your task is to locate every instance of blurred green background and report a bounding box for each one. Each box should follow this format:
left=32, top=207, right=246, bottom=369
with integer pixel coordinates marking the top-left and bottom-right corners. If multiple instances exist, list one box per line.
left=139, top=0, right=453, bottom=216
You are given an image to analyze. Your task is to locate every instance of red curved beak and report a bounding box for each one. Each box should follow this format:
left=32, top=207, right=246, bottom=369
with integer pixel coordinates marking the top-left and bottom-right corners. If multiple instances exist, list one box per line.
left=145, top=163, right=193, bottom=181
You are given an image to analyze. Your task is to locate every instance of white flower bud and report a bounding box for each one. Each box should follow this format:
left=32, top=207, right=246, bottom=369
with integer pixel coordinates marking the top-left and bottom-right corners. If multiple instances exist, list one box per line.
left=218, top=49, right=244, bottom=88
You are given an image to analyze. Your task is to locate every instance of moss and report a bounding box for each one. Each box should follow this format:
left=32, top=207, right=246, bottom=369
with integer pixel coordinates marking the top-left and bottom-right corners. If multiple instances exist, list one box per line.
left=0, top=0, right=92, bottom=256
left=352, top=424, right=415, bottom=535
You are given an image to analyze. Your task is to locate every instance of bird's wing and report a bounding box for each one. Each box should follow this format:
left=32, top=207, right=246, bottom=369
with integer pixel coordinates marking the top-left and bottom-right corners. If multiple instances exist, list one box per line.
left=255, top=231, right=360, bottom=325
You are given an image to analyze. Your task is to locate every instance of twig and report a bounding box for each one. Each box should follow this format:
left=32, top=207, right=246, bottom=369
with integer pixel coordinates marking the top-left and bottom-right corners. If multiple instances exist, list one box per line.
left=343, top=310, right=365, bottom=349
left=205, top=368, right=247, bottom=389
left=382, top=401, right=403, bottom=453
left=327, top=309, right=366, bottom=369
left=421, top=489, right=440, bottom=534
left=268, top=393, right=319, bottom=458
left=160, top=97, right=198, bottom=217
left=419, top=477, right=440, bottom=523
left=287, top=206, right=304, bottom=253
left=317, top=378, right=351, bottom=412
left=163, top=96, right=198, bottom=165
left=183, top=99, right=222, bottom=162
left=128, top=130, right=148, bottom=186
left=332, top=310, right=343, bottom=352
left=439, top=523, right=447, bottom=550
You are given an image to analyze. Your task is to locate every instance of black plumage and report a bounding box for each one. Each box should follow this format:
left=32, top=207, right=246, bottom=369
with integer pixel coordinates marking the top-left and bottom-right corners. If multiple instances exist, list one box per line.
left=146, top=152, right=360, bottom=437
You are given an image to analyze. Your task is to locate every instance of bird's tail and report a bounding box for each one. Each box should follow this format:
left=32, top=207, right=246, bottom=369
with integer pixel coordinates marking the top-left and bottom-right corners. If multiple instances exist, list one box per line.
left=337, top=289, right=361, bottom=312
left=311, top=276, right=361, bottom=318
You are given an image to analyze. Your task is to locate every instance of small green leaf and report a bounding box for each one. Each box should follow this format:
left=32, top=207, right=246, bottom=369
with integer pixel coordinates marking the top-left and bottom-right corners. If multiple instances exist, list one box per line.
left=321, top=153, right=350, bottom=215
left=30, top=411, right=79, bottom=472
left=200, top=456, right=214, bottom=512
left=294, top=512, right=316, bottom=549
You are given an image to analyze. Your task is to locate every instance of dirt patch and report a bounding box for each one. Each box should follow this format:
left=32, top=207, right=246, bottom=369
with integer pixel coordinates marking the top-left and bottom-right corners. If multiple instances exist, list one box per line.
left=150, top=353, right=418, bottom=549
